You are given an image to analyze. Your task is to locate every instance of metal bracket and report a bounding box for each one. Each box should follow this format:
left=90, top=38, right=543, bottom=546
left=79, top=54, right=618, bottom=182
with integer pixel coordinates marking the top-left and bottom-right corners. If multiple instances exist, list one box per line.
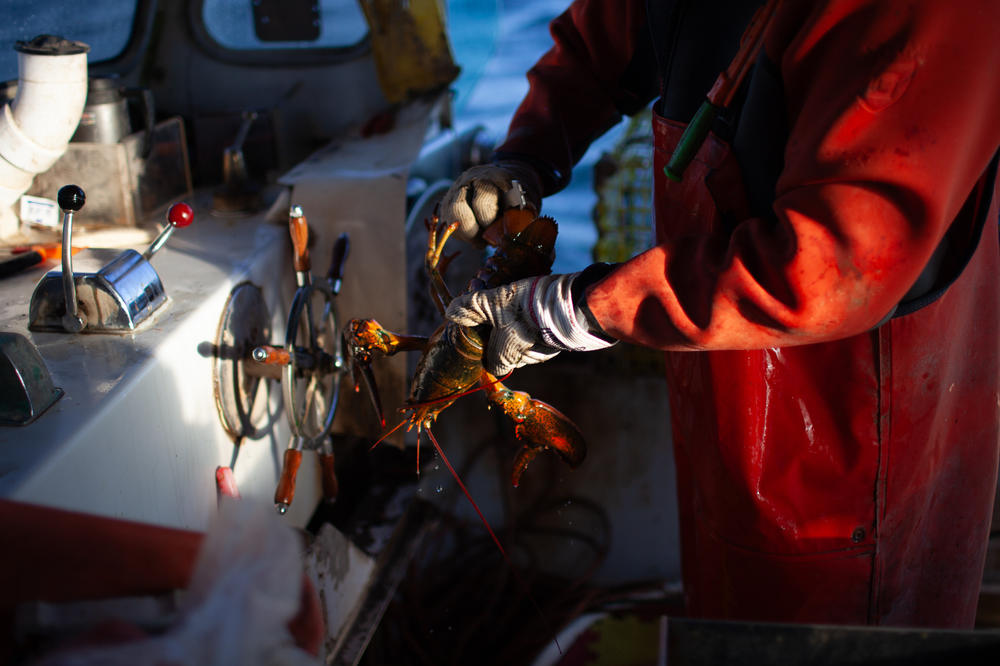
left=0, top=332, right=63, bottom=426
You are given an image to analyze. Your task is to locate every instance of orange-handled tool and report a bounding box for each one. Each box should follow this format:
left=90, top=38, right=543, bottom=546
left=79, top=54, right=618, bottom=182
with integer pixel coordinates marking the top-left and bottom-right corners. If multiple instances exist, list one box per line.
left=0, top=244, right=84, bottom=279
left=663, top=0, right=780, bottom=181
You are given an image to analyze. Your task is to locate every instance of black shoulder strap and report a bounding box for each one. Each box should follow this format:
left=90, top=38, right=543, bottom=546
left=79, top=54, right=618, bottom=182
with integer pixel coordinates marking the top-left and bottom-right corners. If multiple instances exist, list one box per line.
left=648, top=0, right=764, bottom=121
left=892, top=149, right=1000, bottom=318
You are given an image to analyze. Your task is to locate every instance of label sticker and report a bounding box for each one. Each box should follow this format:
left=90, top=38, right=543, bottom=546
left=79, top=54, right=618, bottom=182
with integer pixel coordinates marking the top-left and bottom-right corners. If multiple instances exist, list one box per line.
left=19, top=195, right=60, bottom=230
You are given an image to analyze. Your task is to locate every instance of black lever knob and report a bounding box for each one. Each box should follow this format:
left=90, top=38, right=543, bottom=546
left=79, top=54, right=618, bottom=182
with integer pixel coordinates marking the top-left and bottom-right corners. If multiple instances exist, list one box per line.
left=56, top=184, right=85, bottom=332
left=57, top=185, right=85, bottom=212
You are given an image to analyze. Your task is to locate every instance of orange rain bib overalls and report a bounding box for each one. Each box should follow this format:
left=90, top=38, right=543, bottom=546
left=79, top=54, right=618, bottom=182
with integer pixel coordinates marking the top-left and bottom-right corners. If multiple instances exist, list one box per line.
left=498, top=0, right=1000, bottom=625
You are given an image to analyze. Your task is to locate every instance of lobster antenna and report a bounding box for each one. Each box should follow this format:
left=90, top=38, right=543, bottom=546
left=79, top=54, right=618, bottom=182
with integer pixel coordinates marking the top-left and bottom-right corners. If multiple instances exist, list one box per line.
left=369, top=418, right=407, bottom=451
left=425, top=428, right=564, bottom=655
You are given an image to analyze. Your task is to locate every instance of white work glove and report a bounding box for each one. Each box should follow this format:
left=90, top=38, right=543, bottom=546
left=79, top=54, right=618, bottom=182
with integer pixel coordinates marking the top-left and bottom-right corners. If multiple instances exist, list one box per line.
left=445, top=269, right=617, bottom=376
left=439, top=160, right=544, bottom=242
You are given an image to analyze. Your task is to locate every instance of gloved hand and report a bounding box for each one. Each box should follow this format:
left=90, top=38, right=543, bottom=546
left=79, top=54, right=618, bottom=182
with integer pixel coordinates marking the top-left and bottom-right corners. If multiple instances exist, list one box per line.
left=439, top=160, right=544, bottom=243
left=445, top=268, right=617, bottom=376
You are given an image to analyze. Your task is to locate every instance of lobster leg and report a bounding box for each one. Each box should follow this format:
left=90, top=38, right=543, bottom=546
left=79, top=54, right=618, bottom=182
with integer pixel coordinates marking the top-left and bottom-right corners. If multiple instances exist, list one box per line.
left=425, top=218, right=460, bottom=315
left=479, top=370, right=587, bottom=487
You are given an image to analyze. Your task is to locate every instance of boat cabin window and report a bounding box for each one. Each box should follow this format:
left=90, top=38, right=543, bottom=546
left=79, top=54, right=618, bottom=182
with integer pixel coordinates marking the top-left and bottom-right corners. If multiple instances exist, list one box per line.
left=0, top=0, right=140, bottom=81
left=199, top=0, right=367, bottom=52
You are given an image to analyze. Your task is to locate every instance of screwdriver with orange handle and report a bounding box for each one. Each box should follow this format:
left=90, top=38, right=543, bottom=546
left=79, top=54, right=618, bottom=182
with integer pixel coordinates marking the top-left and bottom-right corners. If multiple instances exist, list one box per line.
left=0, top=243, right=85, bottom=279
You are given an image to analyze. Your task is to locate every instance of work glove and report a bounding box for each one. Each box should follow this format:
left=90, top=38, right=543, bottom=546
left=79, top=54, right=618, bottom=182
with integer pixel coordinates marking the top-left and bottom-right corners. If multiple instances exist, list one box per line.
left=439, top=160, right=544, bottom=243
left=445, top=266, right=617, bottom=377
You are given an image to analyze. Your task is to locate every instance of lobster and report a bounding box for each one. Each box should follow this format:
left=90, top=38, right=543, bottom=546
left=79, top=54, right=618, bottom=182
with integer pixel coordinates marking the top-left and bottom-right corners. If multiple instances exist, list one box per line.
left=344, top=203, right=587, bottom=489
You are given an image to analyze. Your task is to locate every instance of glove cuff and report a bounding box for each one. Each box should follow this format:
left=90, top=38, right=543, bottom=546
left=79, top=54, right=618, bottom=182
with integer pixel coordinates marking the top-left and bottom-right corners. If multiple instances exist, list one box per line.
left=492, top=151, right=568, bottom=198
left=528, top=274, right=617, bottom=353
left=492, top=159, right=544, bottom=212
left=571, top=262, right=617, bottom=341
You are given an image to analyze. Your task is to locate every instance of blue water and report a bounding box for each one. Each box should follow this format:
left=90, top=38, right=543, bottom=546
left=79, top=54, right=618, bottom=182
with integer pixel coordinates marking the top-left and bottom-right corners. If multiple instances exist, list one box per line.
left=446, top=0, right=626, bottom=274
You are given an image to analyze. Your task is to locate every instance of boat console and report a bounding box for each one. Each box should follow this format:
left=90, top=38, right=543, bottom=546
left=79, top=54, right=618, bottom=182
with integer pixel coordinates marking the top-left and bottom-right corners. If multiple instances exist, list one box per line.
left=27, top=186, right=192, bottom=333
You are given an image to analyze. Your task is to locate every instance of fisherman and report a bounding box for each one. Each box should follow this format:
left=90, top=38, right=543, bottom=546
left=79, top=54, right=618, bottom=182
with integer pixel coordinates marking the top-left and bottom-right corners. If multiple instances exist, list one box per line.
left=439, top=0, right=1000, bottom=627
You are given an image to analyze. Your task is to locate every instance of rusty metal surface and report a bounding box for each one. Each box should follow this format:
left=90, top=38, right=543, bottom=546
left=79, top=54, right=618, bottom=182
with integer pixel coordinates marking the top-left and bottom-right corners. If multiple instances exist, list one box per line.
left=27, top=118, right=192, bottom=231
left=29, top=142, right=135, bottom=228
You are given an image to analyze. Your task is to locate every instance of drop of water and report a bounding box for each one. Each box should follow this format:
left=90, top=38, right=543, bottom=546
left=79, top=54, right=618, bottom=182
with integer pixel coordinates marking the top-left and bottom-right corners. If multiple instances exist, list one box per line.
left=435, top=485, right=444, bottom=493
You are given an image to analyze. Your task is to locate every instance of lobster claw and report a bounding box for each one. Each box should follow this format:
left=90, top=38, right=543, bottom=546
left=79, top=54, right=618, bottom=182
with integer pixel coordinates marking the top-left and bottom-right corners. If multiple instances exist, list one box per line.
left=342, top=329, right=385, bottom=428
left=480, top=372, right=587, bottom=487
left=508, top=398, right=587, bottom=487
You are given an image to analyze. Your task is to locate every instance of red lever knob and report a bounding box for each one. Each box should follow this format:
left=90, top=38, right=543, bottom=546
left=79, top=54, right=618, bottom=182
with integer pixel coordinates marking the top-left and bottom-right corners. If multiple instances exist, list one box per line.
left=167, top=202, right=194, bottom=228
left=144, top=202, right=194, bottom=260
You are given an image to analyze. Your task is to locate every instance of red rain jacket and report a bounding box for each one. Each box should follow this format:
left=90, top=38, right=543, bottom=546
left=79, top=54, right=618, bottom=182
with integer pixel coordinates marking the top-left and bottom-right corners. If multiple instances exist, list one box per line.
left=496, top=0, right=1000, bottom=626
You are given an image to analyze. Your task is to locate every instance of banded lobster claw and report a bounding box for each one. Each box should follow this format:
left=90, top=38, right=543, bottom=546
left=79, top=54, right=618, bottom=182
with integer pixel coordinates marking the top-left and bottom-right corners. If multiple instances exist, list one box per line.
left=343, top=326, right=386, bottom=428
left=343, top=317, right=437, bottom=431
left=478, top=370, right=587, bottom=487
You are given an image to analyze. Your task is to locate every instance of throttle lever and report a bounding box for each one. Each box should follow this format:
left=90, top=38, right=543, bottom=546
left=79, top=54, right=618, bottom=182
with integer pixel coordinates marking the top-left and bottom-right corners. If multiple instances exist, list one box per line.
left=144, top=202, right=194, bottom=260
left=29, top=187, right=195, bottom=333
left=57, top=185, right=86, bottom=332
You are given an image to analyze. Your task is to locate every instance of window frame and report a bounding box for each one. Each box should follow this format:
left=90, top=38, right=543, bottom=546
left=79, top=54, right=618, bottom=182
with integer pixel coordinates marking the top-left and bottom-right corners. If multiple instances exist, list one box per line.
left=0, top=0, right=155, bottom=81
left=188, top=0, right=370, bottom=67
left=103, top=0, right=158, bottom=74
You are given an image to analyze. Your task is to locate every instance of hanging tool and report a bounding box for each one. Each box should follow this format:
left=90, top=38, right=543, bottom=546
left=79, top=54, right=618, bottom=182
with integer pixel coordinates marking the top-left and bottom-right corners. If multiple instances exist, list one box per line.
left=663, top=0, right=781, bottom=181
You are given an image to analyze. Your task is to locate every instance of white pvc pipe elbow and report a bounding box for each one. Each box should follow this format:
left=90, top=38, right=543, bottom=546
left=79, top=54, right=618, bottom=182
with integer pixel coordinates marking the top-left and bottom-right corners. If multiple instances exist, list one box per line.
left=0, top=36, right=88, bottom=235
